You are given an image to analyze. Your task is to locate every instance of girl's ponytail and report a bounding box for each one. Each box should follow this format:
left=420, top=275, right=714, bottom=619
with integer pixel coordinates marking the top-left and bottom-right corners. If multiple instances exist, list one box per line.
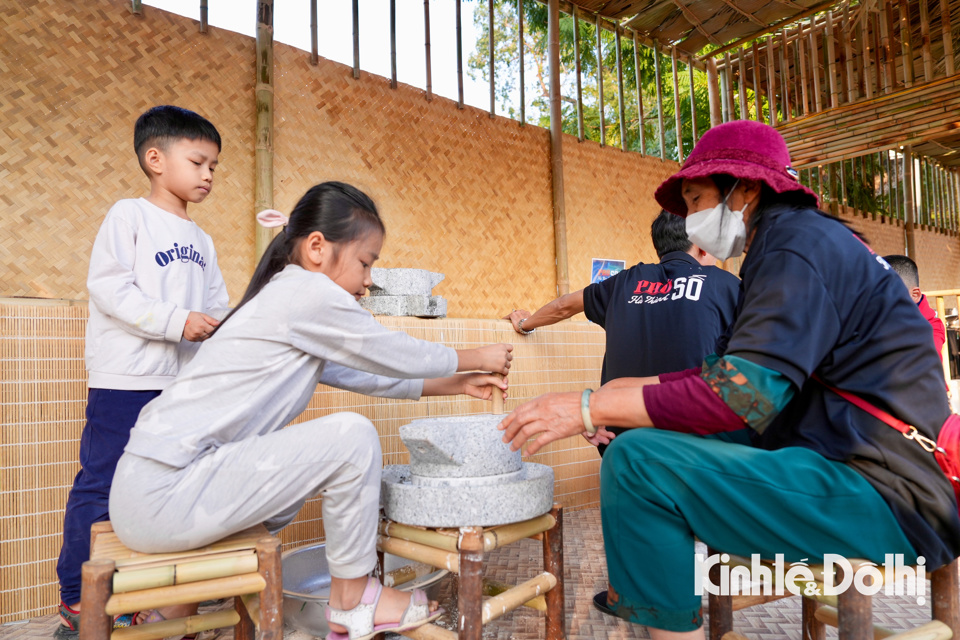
left=214, top=182, right=385, bottom=332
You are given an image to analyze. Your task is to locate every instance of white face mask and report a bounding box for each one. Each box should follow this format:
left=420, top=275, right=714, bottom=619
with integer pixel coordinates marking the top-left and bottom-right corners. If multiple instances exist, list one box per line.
left=684, top=181, right=748, bottom=261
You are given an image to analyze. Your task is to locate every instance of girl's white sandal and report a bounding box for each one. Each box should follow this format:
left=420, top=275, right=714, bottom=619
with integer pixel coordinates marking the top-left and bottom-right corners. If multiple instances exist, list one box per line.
left=324, top=576, right=442, bottom=640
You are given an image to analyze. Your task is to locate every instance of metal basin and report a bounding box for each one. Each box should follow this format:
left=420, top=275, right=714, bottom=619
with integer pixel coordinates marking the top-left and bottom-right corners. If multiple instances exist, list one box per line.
left=281, top=543, right=448, bottom=637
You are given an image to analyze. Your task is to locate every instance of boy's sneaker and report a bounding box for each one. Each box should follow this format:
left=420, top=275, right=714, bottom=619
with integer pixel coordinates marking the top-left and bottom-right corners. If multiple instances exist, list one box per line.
left=53, top=602, right=79, bottom=640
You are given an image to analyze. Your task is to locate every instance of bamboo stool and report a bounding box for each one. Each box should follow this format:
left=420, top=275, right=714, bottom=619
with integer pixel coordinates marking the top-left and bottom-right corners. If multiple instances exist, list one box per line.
left=706, top=548, right=960, bottom=640
left=377, top=504, right=565, bottom=640
left=79, top=521, right=282, bottom=640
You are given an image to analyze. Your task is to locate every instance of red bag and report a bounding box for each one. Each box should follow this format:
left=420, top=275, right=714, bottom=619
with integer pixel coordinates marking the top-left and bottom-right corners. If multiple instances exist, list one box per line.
left=817, top=378, right=960, bottom=514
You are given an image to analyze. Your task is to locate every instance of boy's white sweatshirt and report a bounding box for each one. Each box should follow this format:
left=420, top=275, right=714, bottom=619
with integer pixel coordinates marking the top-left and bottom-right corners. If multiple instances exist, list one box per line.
left=125, top=265, right=459, bottom=467
left=85, top=198, right=230, bottom=390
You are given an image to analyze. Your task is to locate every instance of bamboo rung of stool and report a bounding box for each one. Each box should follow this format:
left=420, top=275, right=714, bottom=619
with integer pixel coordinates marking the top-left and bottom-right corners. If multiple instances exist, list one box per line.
left=398, top=623, right=458, bottom=640
left=377, top=535, right=460, bottom=573
left=377, top=504, right=565, bottom=640
left=79, top=523, right=282, bottom=640
left=482, top=578, right=547, bottom=611
left=481, top=572, right=557, bottom=624
left=113, top=553, right=259, bottom=592
left=105, top=574, right=266, bottom=616
left=111, top=610, right=241, bottom=640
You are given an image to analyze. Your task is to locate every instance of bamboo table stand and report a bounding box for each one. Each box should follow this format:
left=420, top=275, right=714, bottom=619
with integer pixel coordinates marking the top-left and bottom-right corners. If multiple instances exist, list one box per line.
left=707, top=549, right=960, bottom=640
left=78, top=521, right=282, bottom=640
left=377, top=504, right=566, bottom=640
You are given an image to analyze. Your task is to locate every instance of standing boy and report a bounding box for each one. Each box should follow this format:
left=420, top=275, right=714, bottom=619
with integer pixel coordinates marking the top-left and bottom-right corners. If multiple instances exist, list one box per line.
left=54, top=106, right=229, bottom=639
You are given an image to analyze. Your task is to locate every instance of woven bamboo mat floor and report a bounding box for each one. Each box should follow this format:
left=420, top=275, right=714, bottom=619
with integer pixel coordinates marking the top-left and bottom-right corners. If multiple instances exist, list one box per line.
left=0, top=507, right=939, bottom=640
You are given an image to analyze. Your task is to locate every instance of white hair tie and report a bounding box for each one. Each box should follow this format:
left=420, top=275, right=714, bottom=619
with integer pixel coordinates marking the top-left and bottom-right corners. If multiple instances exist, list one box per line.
left=256, top=209, right=289, bottom=228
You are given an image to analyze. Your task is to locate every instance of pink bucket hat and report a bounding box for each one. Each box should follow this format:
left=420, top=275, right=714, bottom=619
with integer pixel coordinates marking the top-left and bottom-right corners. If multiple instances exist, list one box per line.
left=655, top=120, right=819, bottom=217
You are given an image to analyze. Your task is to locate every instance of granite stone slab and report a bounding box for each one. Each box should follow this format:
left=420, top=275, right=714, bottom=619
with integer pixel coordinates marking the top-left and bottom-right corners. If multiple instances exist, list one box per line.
left=400, top=415, right=521, bottom=478
left=368, top=268, right=444, bottom=296
left=359, top=295, right=447, bottom=317
left=381, top=463, right=555, bottom=527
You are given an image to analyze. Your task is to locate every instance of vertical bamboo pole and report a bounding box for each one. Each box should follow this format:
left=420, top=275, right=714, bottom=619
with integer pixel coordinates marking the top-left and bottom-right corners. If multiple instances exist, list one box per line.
left=708, top=57, right=722, bottom=126
left=750, top=40, right=763, bottom=122
left=255, top=0, right=274, bottom=260
left=905, top=145, right=916, bottom=255
left=841, top=158, right=848, bottom=209
left=941, top=0, right=955, bottom=75
left=817, top=165, right=825, bottom=206
left=871, top=13, right=884, bottom=94
left=954, top=172, right=960, bottom=232
left=518, top=0, right=524, bottom=123
left=829, top=162, right=839, bottom=215
left=257, top=536, right=283, bottom=640
left=738, top=46, right=748, bottom=119
left=543, top=505, right=565, bottom=640
left=488, top=0, right=495, bottom=117
left=458, top=527, right=484, bottom=640
left=617, top=28, right=627, bottom=150
left=933, top=164, right=947, bottom=230
left=844, top=5, right=857, bottom=100
left=634, top=32, right=646, bottom=152
left=899, top=0, right=915, bottom=87
left=893, top=150, right=901, bottom=220
left=424, top=0, right=432, bottom=101
left=808, top=19, right=822, bottom=113
left=548, top=0, right=569, bottom=297
left=309, top=0, right=317, bottom=64
left=352, top=0, right=360, bottom=79
left=689, top=63, right=698, bottom=140
left=826, top=12, right=839, bottom=108
left=837, top=15, right=851, bottom=102
left=780, top=31, right=791, bottom=121
left=879, top=0, right=895, bottom=91
left=597, top=14, right=606, bottom=146
left=881, top=150, right=890, bottom=216
left=655, top=46, right=666, bottom=158
left=752, top=40, right=762, bottom=122
left=456, top=0, right=464, bottom=109
left=859, top=19, right=873, bottom=99
left=766, top=37, right=777, bottom=124
left=390, top=0, right=398, bottom=89
left=574, top=8, right=584, bottom=141
left=200, top=0, right=208, bottom=33
left=672, top=46, right=684, bottom=162
left=919, top=0, right=934, bottom=81
left=798, top=28, right=810, bottom=115
left=723, top=53, right=734, bottom=120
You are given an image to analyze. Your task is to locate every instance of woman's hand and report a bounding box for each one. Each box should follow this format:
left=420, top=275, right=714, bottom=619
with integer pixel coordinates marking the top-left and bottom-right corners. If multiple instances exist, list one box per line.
left=502, top=309, right=532, bottom=334
left=583, top=426, right=617, bottom=447
left=498, top=391, right=584, bottom=455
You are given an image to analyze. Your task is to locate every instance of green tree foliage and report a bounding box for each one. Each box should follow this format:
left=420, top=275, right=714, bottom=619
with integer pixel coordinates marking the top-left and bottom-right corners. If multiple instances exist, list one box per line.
left=466, top=0, right=713, bottom=161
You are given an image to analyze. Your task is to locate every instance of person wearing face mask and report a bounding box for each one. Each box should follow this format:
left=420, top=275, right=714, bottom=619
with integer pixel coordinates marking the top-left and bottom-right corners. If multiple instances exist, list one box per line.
left=498, top=120, right=960, bottom=640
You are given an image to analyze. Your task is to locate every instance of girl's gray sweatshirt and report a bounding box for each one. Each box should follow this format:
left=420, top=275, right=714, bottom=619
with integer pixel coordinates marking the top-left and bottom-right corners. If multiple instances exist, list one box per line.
left=124, top=264, right=458, bottom=467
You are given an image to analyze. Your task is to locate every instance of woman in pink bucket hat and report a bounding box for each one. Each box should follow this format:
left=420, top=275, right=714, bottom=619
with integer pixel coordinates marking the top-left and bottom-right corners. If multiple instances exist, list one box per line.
left=500, top=121, right=959, bottom=639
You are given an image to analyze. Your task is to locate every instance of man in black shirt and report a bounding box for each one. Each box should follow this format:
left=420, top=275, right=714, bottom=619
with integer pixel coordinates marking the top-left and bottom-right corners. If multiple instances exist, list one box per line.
left=505, top=210, right=740, bottom=452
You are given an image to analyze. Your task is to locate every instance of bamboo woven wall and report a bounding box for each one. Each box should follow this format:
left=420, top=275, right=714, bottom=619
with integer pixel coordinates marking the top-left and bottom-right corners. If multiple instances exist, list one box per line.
left=271, top=47, right=557, bottom=319
left=836, top=206, right=960, bottom=291
left=563, top=139, right=681, bottom=296
left=0, top=0, right=256, bottom=303
left=0, top=302, right=605, bottom=623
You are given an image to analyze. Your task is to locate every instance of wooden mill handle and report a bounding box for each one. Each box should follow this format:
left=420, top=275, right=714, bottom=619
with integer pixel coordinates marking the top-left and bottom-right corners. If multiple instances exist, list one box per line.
left=491, top=374, right=504, bottom=415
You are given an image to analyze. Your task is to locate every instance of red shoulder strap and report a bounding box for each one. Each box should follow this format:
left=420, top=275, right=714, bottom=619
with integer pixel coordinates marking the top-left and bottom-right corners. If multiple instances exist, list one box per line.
left=812, top=374, right=913, bottom=436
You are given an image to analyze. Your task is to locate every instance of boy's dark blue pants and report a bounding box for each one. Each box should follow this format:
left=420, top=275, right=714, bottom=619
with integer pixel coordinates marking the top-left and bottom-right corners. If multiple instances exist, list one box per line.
left=57, top=388, right=160, bottom=605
